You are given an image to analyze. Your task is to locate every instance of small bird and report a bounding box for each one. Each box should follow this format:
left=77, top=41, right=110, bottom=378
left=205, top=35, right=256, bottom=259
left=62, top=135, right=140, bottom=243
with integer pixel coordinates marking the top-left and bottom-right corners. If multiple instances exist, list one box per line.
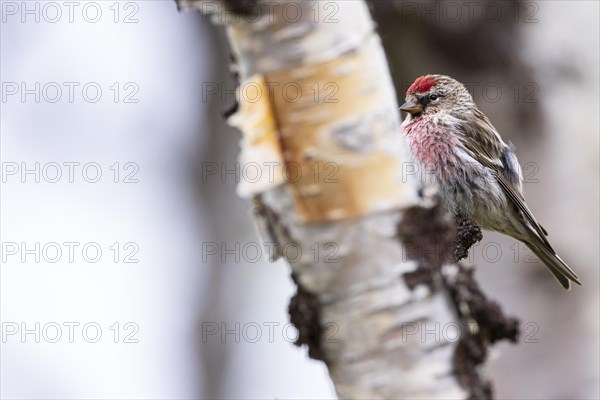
left=400, top=74, right=581, bottom=289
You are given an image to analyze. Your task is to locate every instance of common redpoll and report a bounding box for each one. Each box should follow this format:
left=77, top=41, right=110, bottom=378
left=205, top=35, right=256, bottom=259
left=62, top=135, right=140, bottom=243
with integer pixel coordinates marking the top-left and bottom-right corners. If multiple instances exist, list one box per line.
left=400, top=74, right=581, bottom=289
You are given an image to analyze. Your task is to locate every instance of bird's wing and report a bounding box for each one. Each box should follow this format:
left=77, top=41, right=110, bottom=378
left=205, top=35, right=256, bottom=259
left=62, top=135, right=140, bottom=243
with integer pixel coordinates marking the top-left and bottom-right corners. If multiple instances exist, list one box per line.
left=455, top=110, right=551, bottom=247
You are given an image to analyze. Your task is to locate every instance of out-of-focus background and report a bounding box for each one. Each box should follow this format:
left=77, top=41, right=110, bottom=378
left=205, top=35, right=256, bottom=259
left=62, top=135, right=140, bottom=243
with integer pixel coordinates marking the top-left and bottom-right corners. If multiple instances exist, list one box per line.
left=0, top=1, right=598, bottom=399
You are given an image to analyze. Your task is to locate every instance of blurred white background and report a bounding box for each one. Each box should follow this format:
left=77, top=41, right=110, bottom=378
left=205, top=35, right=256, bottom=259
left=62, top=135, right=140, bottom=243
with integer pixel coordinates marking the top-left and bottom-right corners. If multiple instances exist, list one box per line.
left=1, top=1, right=598, bottom=399
left=1, top=1, right=333, bottom=398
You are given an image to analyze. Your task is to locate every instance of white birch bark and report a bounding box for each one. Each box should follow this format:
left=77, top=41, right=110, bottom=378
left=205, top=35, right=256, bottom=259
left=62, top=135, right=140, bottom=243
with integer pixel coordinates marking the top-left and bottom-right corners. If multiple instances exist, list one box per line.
left=179, top=1, right=474, bottom=398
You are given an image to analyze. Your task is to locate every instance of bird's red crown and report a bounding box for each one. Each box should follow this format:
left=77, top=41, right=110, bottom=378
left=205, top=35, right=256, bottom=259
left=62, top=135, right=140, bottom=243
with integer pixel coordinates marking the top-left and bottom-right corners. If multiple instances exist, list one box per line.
left=407, top=76, right=437, bottom=95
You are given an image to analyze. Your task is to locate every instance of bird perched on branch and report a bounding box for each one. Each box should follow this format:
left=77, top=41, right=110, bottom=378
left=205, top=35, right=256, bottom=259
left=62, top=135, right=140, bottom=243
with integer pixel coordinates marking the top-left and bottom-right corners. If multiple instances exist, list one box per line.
left=400, top=74, right=580, bottom=289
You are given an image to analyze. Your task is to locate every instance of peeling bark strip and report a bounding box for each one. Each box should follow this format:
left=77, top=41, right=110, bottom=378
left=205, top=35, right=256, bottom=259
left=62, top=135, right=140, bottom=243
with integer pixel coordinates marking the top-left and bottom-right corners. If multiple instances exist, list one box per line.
left=179, top=1, right=516, bottom=398
left=228, top=75, right=287, bottom=198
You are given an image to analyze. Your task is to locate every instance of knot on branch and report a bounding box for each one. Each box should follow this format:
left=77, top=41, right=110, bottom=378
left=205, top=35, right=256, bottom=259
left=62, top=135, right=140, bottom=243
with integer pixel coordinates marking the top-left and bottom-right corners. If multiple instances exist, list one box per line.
left=222, top=0, right=260, bottom=17
left=288, top=273, right=326, bottom=362
left=454, top=217, right=483, bottom=262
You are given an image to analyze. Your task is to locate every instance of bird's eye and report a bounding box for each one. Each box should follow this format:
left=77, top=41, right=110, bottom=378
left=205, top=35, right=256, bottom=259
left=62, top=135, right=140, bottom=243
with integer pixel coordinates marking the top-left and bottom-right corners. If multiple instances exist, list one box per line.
left=429, top=94, right=438, bottom=101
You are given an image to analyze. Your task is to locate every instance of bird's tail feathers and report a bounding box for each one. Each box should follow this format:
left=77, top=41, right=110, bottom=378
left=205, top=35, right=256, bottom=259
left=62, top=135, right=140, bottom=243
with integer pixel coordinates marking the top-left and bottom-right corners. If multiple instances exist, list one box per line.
left=524, top=233, right=581, bottom=290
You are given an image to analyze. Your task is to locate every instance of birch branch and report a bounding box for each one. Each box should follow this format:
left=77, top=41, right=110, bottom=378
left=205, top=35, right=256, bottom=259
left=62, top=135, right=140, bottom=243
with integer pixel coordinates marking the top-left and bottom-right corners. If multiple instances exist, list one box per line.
left=179, top=1, right=519, bottom=398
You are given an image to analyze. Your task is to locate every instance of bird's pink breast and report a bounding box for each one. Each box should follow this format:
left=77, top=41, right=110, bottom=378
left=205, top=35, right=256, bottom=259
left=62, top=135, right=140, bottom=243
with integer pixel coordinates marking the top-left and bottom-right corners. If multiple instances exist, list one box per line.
left=403, top=117, right=460, bottom=169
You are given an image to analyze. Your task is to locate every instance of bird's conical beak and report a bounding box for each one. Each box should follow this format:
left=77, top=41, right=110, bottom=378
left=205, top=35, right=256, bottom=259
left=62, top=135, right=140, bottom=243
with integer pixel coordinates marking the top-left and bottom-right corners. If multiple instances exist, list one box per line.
left=400, top=101, right=424, bottom=115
